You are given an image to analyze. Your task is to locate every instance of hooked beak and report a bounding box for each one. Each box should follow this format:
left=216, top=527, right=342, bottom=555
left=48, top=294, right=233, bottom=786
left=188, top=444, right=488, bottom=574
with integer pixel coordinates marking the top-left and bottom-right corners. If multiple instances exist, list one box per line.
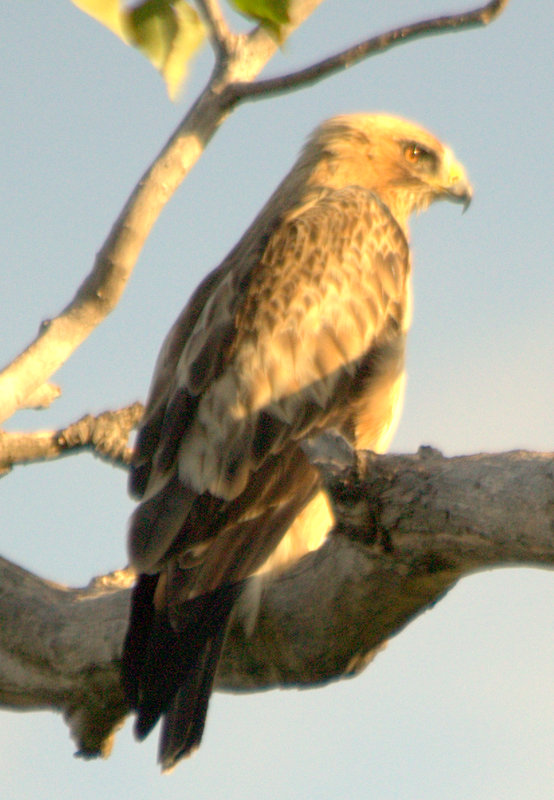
left=441, top=152, right=473, bottom=212
left=446, top=176, right=473, bottom=212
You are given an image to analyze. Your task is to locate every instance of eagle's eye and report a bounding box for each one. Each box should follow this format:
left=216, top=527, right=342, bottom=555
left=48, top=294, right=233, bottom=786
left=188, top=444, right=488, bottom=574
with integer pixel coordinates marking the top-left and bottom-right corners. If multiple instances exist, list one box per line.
left=404, top=143, right=429, bottom=164
left=403, top=142, right=438, bottom=174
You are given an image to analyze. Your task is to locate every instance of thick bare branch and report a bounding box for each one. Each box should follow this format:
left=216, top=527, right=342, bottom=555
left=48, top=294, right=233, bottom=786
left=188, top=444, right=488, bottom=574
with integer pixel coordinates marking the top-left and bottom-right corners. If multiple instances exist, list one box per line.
left=0, top=403, right=143, bottom=473
left=225, top=0, right=510, bottom=104
left=0, top=448, right=551, bottom=757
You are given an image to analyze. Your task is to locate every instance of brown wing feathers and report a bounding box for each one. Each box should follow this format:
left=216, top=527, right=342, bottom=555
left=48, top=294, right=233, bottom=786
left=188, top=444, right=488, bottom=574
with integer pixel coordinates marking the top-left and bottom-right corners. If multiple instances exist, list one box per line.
left=122, top=188, right=410, bottom=768
left=122, top=114, right=471, bottom=769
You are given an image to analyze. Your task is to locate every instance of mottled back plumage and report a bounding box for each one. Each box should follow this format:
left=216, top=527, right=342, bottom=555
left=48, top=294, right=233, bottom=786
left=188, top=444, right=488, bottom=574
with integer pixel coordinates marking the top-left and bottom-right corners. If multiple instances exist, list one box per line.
left=121, top=113, right=471, bottom=770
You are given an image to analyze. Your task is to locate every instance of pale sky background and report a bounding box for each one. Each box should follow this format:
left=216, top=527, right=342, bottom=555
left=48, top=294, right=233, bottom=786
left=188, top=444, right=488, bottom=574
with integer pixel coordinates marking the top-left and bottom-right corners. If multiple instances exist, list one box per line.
left=1, top=1, right=553, bottom=798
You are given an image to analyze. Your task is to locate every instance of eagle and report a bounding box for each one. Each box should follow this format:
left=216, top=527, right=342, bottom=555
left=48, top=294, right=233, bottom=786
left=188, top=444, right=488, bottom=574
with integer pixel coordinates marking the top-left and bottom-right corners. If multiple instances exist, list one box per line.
left=121, top=113, right=472, bottom=770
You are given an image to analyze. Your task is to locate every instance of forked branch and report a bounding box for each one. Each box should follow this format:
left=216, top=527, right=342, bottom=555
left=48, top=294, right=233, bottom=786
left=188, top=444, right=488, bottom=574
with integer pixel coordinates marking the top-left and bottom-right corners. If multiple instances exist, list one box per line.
left=225, top=0, right=510, bottom=103
left=0, top=0, right=509, bottom=424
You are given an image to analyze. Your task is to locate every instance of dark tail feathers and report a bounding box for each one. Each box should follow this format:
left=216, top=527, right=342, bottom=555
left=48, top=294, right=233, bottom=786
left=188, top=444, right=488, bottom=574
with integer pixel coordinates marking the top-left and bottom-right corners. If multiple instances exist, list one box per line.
left=121, top=575, right=238, bottom=770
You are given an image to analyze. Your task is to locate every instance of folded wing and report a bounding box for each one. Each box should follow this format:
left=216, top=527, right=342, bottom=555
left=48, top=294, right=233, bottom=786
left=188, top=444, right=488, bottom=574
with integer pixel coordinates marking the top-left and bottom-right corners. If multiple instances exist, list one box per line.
left=122, top=185, right=410, bottom=769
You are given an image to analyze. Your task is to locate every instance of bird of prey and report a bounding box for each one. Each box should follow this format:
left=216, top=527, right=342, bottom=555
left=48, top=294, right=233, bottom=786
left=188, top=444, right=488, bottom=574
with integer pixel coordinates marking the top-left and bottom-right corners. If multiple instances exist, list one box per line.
left=121, top=113, right=472, bottom=770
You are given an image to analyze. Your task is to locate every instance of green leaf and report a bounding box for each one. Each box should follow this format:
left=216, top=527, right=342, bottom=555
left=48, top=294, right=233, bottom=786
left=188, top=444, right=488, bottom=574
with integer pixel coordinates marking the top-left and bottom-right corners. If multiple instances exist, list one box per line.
left=230, top=0, right=290, bottom=38
left=71, top=0, right=126, bottom=38
left=123, top=0, right=205, bottom=99
left=71, top=0, right=205, bottom=99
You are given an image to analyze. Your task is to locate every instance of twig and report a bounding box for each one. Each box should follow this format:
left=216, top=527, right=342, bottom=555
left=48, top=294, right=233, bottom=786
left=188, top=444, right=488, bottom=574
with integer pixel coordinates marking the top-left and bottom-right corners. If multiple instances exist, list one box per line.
left=18, top=382, right=61, bottom=411
left=195, top=0, right=236, bottom=59
left=224, top=0, right=511, bottom=104
left=0, top=403, right=143, bottom=472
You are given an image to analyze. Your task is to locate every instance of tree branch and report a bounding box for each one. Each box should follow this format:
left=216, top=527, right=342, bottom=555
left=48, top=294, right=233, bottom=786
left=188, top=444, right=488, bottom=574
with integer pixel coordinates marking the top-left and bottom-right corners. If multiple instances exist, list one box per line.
left=0, top=403, right=143, bottom=473
left=0, top=1, right=512, bottom=425
left=0, top=0, right=324, bottom=425
left=0, top=448, right=551, bottom=757
left=17, top=382, right=61, bottom=411
left=224, top=0, right=510, bottom=104
left=195, top=0, right=236, bottom=58
left=0, top=1, right=511, bottom=425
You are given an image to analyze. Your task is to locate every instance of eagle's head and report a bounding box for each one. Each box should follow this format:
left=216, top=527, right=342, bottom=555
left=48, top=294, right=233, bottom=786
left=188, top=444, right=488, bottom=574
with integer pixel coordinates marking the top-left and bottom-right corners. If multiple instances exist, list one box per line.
left=301, top=113, right=472, bottom=229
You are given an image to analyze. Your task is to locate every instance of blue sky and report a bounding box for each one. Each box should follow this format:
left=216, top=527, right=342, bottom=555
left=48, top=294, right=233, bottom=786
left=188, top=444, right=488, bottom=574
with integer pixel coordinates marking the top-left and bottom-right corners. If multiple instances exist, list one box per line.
left=1, top=1, right=553, bottom=798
